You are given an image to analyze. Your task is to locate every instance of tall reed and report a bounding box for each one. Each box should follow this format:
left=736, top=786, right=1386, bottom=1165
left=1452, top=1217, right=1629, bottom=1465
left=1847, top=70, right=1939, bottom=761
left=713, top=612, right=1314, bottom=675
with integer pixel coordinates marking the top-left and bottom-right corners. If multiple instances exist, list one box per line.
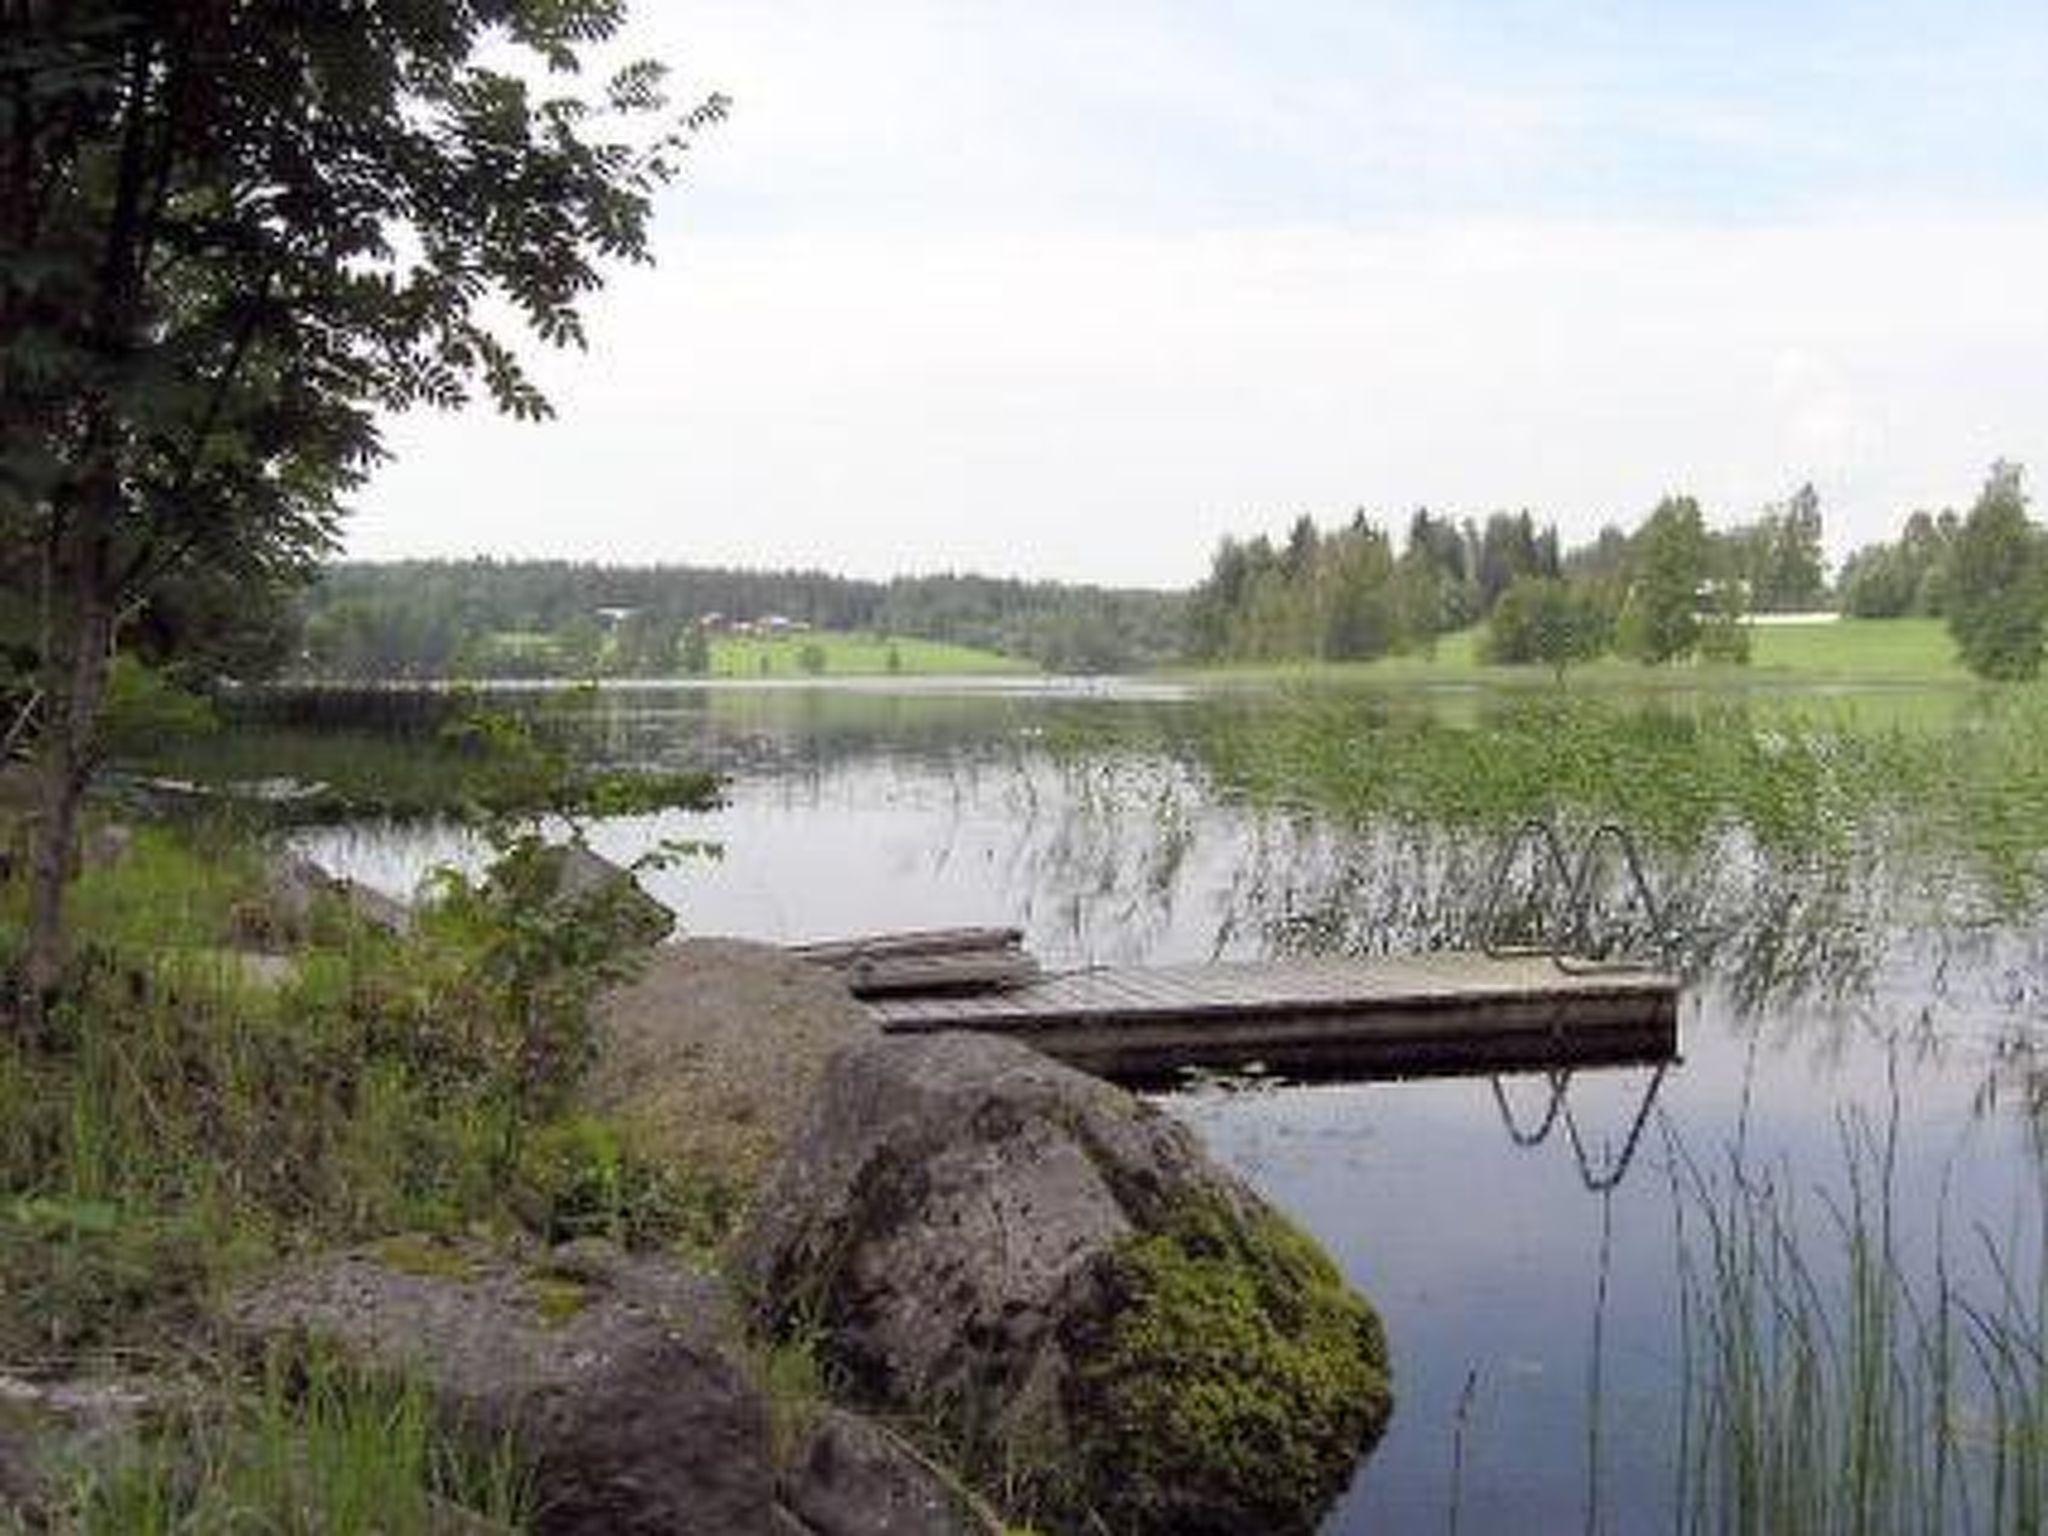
left=1670, top=1097, right=2047, bottom=1533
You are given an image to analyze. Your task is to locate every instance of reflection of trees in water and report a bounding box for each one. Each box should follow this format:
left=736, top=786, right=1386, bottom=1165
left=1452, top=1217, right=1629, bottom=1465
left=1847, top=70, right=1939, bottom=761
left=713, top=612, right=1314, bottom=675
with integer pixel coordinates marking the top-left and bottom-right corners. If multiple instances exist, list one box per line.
left=567, top=687, right=2048, bottom=1145
left=1010, top=749, right=2048, bottom=1150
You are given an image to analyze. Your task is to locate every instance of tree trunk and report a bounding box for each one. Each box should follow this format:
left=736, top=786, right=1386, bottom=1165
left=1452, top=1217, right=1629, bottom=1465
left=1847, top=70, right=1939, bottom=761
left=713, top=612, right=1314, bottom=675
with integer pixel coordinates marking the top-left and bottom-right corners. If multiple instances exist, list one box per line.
left=19, top=521, right=115, bottom=1031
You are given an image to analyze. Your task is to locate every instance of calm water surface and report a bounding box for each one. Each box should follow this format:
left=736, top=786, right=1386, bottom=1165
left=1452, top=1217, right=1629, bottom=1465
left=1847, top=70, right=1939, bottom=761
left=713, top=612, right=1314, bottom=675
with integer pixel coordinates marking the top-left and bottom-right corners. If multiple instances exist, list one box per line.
left=299, top=681, right=2048, bottom=1534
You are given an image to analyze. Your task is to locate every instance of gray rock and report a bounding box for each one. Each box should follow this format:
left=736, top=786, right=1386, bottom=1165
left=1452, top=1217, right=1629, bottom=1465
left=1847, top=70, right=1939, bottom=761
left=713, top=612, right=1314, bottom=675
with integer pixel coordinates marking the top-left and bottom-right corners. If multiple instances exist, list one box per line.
left=223, top=1237, right=996, bottom=1536
left=530, top=843, right=673, bottom=947
left=590, top=938, right=878, bottom=1193
left=735, top=1033, right=1222, bottom=1414
left=783, top=1407, right=999, bottom=1536
left=234, top=850, right=411, bottom=950
left=79, top=820, right=134, bottom=871
left=226, top=1237, right=774, bottom=1535
left=734, top=1032, right=1391, bottom=1535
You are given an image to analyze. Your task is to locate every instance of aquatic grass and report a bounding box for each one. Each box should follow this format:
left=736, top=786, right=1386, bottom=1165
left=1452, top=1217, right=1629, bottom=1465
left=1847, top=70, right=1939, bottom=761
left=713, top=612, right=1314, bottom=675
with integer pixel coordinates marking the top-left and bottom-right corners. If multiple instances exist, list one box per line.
left=1669, top=1099, right=2048, bottom=1534
left=1141, top=688, right=2048, bottom=969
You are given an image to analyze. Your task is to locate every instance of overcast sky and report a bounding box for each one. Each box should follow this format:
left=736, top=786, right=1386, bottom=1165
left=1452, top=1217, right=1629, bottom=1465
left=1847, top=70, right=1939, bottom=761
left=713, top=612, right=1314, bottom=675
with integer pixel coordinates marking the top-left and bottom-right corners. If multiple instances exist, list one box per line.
left=344, top=0, right=2048, bottom=588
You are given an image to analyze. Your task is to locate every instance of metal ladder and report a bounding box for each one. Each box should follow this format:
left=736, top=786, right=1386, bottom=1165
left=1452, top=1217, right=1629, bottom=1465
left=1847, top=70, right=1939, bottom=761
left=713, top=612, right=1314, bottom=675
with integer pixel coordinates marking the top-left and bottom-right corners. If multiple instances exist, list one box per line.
left=1481, top=818, right=1674, bottom=1191
left=1490, top=1064, right=1669, bottom=1192
left=1479, top=818, right=1672, bottom=974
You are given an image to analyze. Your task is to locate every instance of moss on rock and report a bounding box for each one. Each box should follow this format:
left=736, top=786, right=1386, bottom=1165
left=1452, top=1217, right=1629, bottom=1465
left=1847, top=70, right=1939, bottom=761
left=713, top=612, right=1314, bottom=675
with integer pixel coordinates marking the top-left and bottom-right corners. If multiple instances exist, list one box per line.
left=1064, top=1192, right=1392, bottom=1536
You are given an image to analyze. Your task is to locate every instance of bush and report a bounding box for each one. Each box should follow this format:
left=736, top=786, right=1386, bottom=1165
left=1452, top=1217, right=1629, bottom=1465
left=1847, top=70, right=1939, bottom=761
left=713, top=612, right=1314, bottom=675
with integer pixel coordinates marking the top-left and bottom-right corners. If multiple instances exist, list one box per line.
left=1483, top=576, right=1609, bottom=676
left=1946, top=463, right=2047, bottom=680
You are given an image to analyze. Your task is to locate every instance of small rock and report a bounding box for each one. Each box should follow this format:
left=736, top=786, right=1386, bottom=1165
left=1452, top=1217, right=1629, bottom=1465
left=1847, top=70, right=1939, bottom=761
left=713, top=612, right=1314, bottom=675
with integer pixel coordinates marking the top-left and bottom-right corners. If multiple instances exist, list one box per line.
left=233, top=851, right=411, bottom=950
left=783, top=1407, right=1000, bottom=1536
left=226, top=1238, right=770, bottom=1535
left=0, top=1372, right=162, bottom=1518
left=590, top=938, right=878, bottom=1192
left=79, top=820, right=133, bottom=871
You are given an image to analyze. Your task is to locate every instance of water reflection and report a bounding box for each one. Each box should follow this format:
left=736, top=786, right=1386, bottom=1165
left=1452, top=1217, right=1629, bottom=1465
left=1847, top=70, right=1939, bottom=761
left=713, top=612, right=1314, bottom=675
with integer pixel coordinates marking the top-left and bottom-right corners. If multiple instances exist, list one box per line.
left=287, top=681, right=2048, bottom=1534
left=1489, top=1065, right=1669, bottom=1194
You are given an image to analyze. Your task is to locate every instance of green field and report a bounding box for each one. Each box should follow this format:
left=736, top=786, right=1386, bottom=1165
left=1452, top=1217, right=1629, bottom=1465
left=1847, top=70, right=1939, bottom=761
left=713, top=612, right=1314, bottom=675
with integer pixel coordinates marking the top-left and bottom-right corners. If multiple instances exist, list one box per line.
left=704, top=631, right=1029, bottom=678
left=1175, top=617, right=1974, bottom=688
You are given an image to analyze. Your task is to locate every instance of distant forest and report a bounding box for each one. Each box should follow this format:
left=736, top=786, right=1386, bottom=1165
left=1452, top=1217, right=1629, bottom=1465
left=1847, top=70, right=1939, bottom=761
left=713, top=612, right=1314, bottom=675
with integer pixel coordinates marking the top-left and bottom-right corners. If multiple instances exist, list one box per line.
left=1185, top=487, right=1828, bottom=667
left=265, top=464, right=2044, bottom=685
left=1186, top=461, right=2045, bottom=679
left=297, top=560, right=1188, bottom=677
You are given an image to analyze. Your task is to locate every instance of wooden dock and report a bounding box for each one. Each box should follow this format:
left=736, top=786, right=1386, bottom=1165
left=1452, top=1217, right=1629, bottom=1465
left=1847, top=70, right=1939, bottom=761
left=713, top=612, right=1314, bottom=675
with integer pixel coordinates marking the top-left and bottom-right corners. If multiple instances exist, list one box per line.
left=865, top=953, right=1679, bottom=1086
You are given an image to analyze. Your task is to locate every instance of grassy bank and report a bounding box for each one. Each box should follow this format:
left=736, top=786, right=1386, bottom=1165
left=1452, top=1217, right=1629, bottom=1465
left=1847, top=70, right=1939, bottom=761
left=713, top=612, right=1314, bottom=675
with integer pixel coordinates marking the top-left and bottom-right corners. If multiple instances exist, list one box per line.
left=702, top=630, right=1029, bottom=678
left=0, top=823, right=732, bottom=1527
left=1172, top=617, right=1972, bottom=689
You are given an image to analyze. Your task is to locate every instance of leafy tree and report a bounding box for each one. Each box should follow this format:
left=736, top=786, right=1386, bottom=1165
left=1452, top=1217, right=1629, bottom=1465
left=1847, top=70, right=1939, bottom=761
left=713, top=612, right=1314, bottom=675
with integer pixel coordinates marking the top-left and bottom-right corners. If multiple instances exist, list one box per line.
left=1616, top=496, right=1711, bottom=664
left=1946, top=462, right=2047, bottom=680
left=1482, top=576, right=1609, bottom=679
left=612, top=609, right=678, bottom=676
left=1319, top=522, right=1398, bottom=661
left=1724, top=483, right=1826, bottom=612
left=1696, top=575, right=1752, bottom=665
left=1, top=1, right=725, bottom=1017
left=1837, top=509, right=1958, bottom=618
left=1472, top=511, right=1559, bottom=614
left=678, top=623, right=711, bottom=676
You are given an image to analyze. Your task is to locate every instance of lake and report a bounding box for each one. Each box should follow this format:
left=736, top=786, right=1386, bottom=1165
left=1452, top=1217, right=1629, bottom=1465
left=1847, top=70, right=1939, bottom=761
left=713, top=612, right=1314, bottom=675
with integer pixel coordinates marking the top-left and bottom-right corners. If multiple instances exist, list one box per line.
left=294, top=677, right=2048, bottom=1534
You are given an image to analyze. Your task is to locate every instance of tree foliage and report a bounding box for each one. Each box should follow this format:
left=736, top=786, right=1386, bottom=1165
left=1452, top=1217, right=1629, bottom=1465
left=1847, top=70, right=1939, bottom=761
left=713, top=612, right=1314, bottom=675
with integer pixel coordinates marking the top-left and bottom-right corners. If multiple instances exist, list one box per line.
left=1837, top=510, right=1959, bottom=619
left=1184, top=509, right=1554, bottom=663
left=1723, top=483, right=1827, bottom=612
left=1616, top=496, right=1710, bottom=664
left=1481, top=576, right=1609, bottom=678
left=297, top=560, right=1187, bottom=677
left=1946, top=462, right=2047, bottom=680
left=2, top=0, right=725, bottom=1015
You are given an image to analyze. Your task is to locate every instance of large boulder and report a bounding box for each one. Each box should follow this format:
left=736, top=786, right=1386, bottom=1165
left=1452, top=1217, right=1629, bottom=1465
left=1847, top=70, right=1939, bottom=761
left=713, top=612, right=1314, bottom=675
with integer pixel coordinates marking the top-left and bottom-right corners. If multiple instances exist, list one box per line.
left=589, top=938, right=878, bottom=1194
left=734, top=1033, right=1393, bottom=1536
left=223, top=1236, right=994, bottom=1536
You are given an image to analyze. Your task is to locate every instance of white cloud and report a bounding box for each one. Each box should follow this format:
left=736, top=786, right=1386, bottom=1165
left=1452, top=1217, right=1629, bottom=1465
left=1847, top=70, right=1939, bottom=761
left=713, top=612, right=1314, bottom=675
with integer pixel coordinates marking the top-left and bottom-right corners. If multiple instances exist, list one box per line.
left=347, top=212, right=2048, bottom=583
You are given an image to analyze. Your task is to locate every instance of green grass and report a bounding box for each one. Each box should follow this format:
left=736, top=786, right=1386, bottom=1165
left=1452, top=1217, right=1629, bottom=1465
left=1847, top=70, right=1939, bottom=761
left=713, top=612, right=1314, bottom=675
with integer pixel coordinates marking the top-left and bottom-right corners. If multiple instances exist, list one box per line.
left=1743, top=617, right=1965, bottom=681
left=0, top=823, right=736, bottom=1359
left=704, top=631, right=1029, bottom=679
left=1172, top=617, right=1973, bottom=688
left=54, top=1348, right=532, bottom=1533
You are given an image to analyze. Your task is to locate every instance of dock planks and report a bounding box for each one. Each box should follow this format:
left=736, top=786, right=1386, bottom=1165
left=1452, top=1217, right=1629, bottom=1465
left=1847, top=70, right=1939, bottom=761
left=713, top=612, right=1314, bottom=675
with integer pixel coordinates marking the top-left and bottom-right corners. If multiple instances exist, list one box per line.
left=866, top=952, right=1679, bottom=1086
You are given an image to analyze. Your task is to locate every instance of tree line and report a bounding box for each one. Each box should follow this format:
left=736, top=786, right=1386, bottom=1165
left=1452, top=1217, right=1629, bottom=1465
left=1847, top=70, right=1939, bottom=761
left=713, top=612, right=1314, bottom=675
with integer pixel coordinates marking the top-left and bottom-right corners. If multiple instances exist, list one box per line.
left=1189, top=466, right=2048, bottom=680
left=295, top=560, right=1188, bottom=677
left=1185, top=486, right=1825, bottom=671
left=1831, top=461, right=2047, bottom=679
